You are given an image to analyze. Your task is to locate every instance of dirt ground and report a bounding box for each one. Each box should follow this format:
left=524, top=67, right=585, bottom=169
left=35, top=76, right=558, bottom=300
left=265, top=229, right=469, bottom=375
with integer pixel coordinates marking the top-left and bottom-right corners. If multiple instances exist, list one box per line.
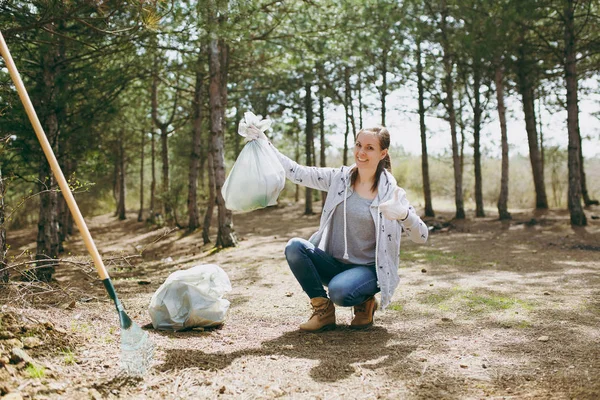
left=1, top=201, right=599, bottom=399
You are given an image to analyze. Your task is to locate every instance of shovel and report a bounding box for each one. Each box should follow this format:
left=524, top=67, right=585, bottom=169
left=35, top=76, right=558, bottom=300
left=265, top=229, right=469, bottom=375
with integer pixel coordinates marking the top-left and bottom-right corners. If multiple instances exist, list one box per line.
left=0, top=31, right=154, bottom=376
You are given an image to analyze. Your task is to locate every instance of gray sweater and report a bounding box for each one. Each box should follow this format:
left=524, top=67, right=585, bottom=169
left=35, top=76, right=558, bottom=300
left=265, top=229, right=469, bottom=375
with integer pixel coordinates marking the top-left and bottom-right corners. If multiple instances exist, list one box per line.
left=326, top=191, right=376, bottom=265
left=270, top=144, right=429, bottom=309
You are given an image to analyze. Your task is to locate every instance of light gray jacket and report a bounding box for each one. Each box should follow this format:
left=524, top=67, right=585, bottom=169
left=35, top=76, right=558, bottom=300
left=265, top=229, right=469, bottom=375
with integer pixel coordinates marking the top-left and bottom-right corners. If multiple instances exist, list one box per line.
left=270, top=144, right=429, bottom=309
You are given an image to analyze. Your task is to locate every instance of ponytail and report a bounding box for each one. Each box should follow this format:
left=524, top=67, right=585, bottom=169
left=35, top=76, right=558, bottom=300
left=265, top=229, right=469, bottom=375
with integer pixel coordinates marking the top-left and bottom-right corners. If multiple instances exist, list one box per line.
left=371, top=153, right=391, bottom=192
left=381, top=153, right=392, bottom=171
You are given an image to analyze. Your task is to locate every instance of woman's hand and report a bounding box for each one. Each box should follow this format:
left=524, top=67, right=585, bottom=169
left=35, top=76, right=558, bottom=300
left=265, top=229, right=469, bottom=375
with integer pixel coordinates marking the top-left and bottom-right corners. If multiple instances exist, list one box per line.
left=379, top=187, right=409, bottom=220
left=243, top=125, right=267, bottom=141
left=238, top=111, right=271, bottom=142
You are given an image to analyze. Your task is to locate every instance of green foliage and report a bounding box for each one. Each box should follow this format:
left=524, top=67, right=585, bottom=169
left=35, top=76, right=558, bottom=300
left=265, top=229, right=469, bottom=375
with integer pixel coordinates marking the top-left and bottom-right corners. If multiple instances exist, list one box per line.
left=25, top=363, right=46, bottom=379
left=387, top=303, right=404, bottom=312
left=419, top=286, right=534, bottom=316
left=1, top=0, right=599, bottom=234
left=61, top=348, right=76, bottom=365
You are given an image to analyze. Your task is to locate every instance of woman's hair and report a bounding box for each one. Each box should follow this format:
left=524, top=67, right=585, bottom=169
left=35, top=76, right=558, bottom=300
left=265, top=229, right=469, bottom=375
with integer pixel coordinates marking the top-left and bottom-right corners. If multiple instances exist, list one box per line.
left=350, top=126, right=392, bottom=192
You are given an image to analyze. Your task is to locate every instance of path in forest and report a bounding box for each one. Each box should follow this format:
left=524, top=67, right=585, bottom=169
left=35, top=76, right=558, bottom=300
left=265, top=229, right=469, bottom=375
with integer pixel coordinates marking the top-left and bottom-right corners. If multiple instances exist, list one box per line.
left=1, top=202, right=599, bottom=399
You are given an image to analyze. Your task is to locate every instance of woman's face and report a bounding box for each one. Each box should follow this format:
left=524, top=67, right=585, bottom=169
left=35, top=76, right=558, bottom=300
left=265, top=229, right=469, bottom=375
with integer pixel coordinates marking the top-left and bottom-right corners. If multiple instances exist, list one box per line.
left=354, top=132, right=388, bottom=173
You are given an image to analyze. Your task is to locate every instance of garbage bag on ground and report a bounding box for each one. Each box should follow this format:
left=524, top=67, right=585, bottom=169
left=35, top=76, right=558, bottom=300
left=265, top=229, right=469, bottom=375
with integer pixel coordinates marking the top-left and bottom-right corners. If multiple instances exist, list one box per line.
left=148, top=264, right=231, bottom=331
left=221, top=112, right=285, bottom=212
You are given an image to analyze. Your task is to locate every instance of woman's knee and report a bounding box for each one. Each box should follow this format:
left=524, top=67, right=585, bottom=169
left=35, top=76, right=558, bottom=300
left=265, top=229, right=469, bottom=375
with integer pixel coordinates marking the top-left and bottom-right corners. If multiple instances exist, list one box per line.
left=328, top=282, right=351, bottom=306
left=284, top=238, right=308, bottom=265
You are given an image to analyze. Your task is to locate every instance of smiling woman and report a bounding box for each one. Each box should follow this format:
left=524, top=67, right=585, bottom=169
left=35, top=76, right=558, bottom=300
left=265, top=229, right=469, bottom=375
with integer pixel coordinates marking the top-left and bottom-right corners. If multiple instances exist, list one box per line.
left=351, top=127, right=392, bottom=198
left=243, top=117, right=430, bottom=333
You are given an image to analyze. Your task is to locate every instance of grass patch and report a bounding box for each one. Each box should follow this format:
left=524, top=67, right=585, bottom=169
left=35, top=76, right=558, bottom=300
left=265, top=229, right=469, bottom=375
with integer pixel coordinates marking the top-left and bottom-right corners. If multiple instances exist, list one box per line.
left=101, top=334, right=114, bottom=344
left=422, top=290, right=457, bottom=305
left=463, top=293, right=521, bottom=313
left=418, top=287, right=533, bottom=316
left=582, top=301, right=600, bottom=315
left=515, top=320, right=532, bottom=329
left=25, top=364, right=46, bottom=379
left=70, top=321, right=92, bottom=336
left=388, top=303, right=403, bottom=312
left=498, top=319, right=533, bottom=329
left=61, top=348, right=76, bottom=365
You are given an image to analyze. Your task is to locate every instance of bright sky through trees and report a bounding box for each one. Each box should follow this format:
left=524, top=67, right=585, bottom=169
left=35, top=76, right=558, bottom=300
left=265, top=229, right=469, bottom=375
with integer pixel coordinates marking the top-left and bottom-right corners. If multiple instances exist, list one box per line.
left=327, top=83, right=600, bottom=159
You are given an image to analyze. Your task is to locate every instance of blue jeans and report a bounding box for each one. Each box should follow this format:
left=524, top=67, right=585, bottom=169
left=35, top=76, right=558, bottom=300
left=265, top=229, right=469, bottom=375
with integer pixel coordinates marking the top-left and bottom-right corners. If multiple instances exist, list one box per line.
left=284, top=238, right=379, bottom=307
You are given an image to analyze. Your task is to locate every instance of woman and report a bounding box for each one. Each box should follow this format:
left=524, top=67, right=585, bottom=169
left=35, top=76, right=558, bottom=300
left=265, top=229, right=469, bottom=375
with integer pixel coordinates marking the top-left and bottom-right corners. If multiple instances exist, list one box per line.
left=247, top=125, right=429, bottom=332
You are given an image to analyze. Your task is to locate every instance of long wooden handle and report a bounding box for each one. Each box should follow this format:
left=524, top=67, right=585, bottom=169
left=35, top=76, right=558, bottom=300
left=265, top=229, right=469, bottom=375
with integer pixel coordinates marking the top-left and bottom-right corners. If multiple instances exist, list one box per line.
left=0, top=31, right=110, bottom=280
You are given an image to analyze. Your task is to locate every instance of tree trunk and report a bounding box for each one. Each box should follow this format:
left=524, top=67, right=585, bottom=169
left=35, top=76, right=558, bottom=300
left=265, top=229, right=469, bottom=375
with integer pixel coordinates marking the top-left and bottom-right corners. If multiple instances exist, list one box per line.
left=311, top=128, right=317, bottom=178
left=579, top=133, right=598, bottom=206
left=188, top=62, right=203, bottom=231
left=563, top=0, right=586, bottom=226
left=35, top=42, right=62, bottom=282
left=150, top=72, right=160, bottom=222
left=55, top=27, right=70, bottom=248
left=117, top=135, right=126, bottom=220
left=112, top=154, right=119, bottom=215
left=357, top=72, right=363, bottom=130
left=343, top=70, right=350, bottom=166
left=199, top=140, right=207, bottom=194
left=36, top=166, right=59, bottom=282
left=516, top=37, right=548, bottom=210
left=57, top=193, right=67, bottom=253
left=459, top=112, right=466, bottom=182
left=199, top=109, right=208, bottom=194
left=233, top=102, right=243, bottom=158
left=537, top=91, right=545, bottom=171
left=345, top=67, right=357, bottom=140
left=138, top=130, right=145, bottom=222
left=202, top=150, right=215, bottom=245
left=151, top=57, right=178, bottom=224
left=319, top=92, right=327, bottom=206
left=57, top=156, right=70, bottom=252
left=343, top=102, right=350, bottom=166
left=113, top=144, right=121, bottom=217
left=473, top=64, right=485, bottom=218
left=495, top=64, right=511, bottom=220
left=304, top=81, right=314, bottom=215
left=416, top=39, right=434, bottom=217
left=209, top=38, right=236, bottom=247
left=60, top=158, right=73, bottom=236
left=160, top=127, right=170, bottom=222
left=380, top=47, right=388, bottom=126
left=295, top=129, right=300, bottom=203
left=148, top=131, right=157, bottom=223
left=441, top=1, right=465, bottom=219
left=0, top=167, right=7, bottom=283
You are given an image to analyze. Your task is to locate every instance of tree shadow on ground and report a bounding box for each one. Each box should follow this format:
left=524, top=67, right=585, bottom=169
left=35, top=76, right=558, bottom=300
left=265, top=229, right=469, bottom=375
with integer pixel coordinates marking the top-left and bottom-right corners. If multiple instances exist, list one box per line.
left=158, top=326, right=416, bottom=383
left=91, top=374, right=143, bottom=397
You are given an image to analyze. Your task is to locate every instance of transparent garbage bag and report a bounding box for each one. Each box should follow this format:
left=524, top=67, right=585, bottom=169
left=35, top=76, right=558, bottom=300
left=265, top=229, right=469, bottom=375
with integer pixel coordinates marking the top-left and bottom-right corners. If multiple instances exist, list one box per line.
left=221, top=112, right=285, bottom=212
left=148, top=264, right=232, bottom=331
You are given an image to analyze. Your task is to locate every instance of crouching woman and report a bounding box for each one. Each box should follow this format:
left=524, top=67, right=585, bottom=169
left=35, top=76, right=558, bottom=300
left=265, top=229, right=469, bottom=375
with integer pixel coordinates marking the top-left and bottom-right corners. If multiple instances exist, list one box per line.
left=249, top=125, right=429, bottom=331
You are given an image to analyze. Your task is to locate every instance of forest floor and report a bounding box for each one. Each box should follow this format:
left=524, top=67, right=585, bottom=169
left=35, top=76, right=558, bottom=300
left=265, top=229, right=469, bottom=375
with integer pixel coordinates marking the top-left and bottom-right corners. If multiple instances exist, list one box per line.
left=1, top=201, right=599, bottom=399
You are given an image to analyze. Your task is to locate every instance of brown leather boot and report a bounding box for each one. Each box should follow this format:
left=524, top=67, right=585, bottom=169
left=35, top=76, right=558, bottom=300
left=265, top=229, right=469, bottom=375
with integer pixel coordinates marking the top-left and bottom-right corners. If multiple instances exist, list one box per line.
left=299, top=297, right=336, bottom=332
left=350, top=296, right=378, bottom=329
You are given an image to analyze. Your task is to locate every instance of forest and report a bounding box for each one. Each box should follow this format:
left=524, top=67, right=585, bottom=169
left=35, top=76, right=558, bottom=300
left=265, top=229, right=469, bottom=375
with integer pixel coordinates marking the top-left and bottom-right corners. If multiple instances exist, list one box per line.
left=0, top=0, right=599, bottom=399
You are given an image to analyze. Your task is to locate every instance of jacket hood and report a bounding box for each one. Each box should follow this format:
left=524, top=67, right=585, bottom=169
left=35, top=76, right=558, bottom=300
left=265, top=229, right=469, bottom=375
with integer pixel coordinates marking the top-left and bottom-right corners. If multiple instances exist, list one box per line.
left=344, top=164, right=397, bottom=206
